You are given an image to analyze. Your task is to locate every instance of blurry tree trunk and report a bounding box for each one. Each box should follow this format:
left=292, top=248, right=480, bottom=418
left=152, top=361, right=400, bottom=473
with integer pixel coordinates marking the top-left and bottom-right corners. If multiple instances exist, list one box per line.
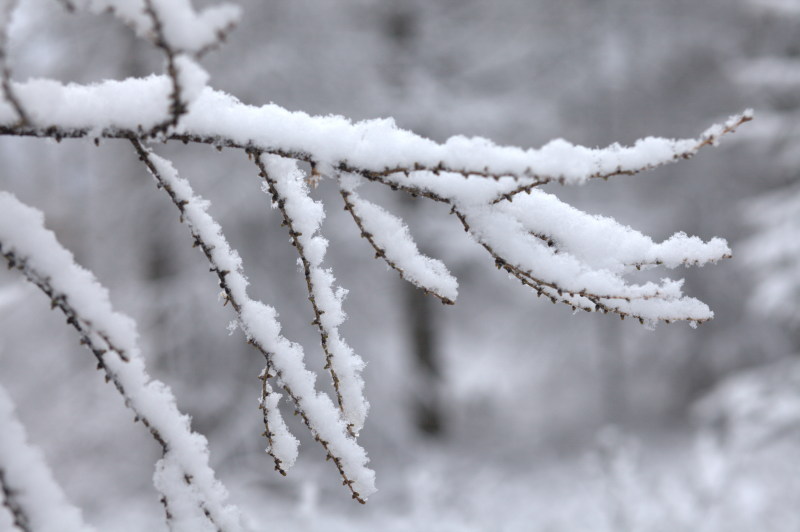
left=382, top=3, right=446, bottom=437
left=120, top=31, right=180, bottom=372
left=403, top=254, right=444, bottom=436
left=596, top=319, right=628, bottom=426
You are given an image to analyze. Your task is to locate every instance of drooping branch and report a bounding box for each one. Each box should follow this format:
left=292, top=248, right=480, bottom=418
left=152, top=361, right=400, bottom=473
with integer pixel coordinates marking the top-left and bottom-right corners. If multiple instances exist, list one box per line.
left=258, top=367, right=298, bottom=476
left=339, top=174, right=458, bottom=305
left=0, top=75, right=744, bottom=326
left=452, top=202, right=728, bottom=327
left=254, top=154, right=369, bottom=436
left=0, top=88, right=736, bottom=328
left=0, top=192, right=243, bottom=532
left=0, top=383, right=93, bottom=532
left=129, top=139, right=376, bottom=503
left=337, top=162, right=731, bottom=326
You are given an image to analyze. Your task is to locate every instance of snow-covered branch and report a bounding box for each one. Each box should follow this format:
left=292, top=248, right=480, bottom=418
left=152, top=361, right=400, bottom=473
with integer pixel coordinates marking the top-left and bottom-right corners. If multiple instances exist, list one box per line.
left=0, top=78, right=749, bottom=190
left=0, top=0, right=747, bottom=522
left=64, top=0, right=239, bottom=135
left=255, top=154, right=368, bottom=437
left=0, top=384, right=93, bottom=532
left=258, top=367, right=298, bottom=477
left=0, top=191, right=243, bottom=532
left=339, top=176, right=458, bottom=305
left=0, top=76, right=743, bottom=322
left=129, top=140, right=376, bottom=503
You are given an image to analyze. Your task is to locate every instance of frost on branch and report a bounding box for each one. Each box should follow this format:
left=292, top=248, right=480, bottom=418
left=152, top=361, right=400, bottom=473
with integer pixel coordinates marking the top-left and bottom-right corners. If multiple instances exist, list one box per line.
left=0, top=0, right=747, bottom=523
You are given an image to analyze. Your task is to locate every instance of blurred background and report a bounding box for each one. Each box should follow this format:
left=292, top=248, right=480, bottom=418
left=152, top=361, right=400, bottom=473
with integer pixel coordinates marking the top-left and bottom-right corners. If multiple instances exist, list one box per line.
left=2, top=0, right=800, bottom=530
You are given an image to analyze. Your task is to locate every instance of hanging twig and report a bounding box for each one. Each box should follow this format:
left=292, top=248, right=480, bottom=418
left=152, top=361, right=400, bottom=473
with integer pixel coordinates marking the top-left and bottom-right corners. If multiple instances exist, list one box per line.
left=130, top=139, right=375, bottom=503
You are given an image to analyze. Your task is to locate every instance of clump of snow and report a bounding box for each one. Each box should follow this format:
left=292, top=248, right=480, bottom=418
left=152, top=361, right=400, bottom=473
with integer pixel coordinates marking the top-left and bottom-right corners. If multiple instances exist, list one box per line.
left=340, top=173, right=458, bottom=302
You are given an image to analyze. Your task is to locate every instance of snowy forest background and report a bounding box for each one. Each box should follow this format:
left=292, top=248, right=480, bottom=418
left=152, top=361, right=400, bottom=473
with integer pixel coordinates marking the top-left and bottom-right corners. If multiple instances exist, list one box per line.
left=2, top=0, right=800, bottom=530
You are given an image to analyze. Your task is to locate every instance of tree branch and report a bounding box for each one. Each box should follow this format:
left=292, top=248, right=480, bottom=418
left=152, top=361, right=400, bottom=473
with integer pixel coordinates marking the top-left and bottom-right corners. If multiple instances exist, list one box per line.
left=254, top=155, right=368, bottom=436
left=0, top=193, right=242, bottom=532
left=0, top=78, right=750, bottom=191
left=129, top=139, right=375, bottom=503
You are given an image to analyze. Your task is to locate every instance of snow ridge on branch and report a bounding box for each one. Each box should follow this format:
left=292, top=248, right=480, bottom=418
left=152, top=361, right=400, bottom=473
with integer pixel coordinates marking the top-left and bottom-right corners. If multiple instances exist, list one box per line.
left=129, top=140, right=375, bottom=502
left=0, top=78, right=751, bottom=194
left=0, top=383, right=94, bottom=532
left=339, top=173, right=458, bottom=304
left=0, top=191, right=243, bottom=532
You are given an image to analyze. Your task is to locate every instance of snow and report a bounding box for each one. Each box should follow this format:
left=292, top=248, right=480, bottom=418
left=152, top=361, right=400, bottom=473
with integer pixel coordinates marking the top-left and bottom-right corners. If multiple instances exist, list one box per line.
left=0, top=71, right=736, bottom=328
left=340, top=173, right=459, bottom=303
left=70, top=0, right=241, bottom=55
left=0, top=191, right=140, bottom=358
left=0, top=0, right=747, bottom=521
left=0, top=191, right=244, bottom=532
left=500, top=191, right=730, bottom=273
left=259, top=377, right=299, bottom=471
left=0, top=383, right=95, bottom=532
left=137, top=146, right=377, bottom=500
left=0, top=77, right=748, bottom=191
left=259, top=154, right=369, bottom=434
left=458, top=201, right=720, bottom=324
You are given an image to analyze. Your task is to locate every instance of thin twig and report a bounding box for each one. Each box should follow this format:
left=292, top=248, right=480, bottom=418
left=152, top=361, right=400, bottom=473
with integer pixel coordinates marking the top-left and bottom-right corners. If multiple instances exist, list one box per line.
left=142, top=0, right=186, bottom=136
left=490, top=113, right=754, bottom=204
left=254, top=156, right=357, bottom=435
left=0, top=246, right=230, bottom=531
left=258, top=368, right=288, bottom=476
left=339, top=186, right=455, bottom=305
left=130, top=139, right=369, bottom=503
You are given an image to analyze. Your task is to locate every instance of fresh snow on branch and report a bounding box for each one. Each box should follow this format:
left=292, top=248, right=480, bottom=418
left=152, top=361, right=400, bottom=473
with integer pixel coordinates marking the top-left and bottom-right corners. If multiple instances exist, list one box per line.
left=130, top=141, right=376, bottom=502
left=0, top=191, right=243, bottom=532
left=258, top=367, right=299, bottom=475
left=0, top=383, right=95, bottom=532
left=257, top=155, right=369, bottom=435
left=340, top=173, right=459, bottom=304
left=0, top=78, right=750, bottom=190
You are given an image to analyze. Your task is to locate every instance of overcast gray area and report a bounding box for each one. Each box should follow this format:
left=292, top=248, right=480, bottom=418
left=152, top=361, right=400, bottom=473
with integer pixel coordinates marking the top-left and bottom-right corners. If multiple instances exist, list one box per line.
left=2, top=0, right=800, bottom=530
